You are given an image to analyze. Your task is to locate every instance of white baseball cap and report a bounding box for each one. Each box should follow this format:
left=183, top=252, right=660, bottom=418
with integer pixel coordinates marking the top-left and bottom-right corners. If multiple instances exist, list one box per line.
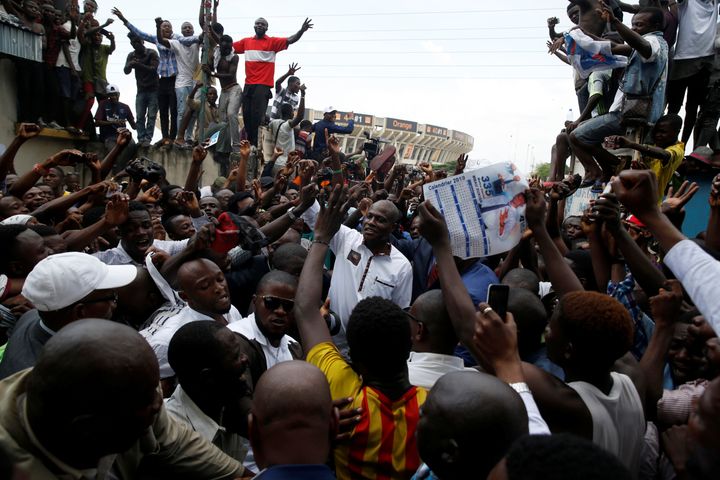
left=323, top=106, right=337, bottom=114
left=22, top=252, right=138, bottom=312
left=0, top=214, right=34, bottom=226
left=106, top=84, right=120, bottom=95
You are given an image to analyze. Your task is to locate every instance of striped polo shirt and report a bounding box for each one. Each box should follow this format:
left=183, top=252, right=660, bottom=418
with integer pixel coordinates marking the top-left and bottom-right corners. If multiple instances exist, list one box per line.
left=233, top=36, right=288, bottom=87
left=307, top=342, right=427, bottom=480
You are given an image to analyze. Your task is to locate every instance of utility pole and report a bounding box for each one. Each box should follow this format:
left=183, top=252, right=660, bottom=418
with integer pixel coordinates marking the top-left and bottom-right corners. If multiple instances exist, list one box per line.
left=198, top=0, right=213, bottom=143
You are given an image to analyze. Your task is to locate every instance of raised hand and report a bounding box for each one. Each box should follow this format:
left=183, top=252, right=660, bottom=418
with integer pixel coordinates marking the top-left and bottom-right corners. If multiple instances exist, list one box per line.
left=611, top=170, right=660, bottom=220
left=192, top=145, right=208, bottom=164
left=239, top=139, right=251, bottom=158
left=711, top=173, right=720, bottom=208
left=104, top=193, right=130, bottom=226
left=187, top=223, right=216, bottom=252
left=649, top=280, right=684, bottom=328
left=111, top=7, right=126, bottom=21
left=524, top=188, right=548, bottom=230
left=300, top=18, right=313, bottom=32
left=547, top=16, right=559, bottom=27
left=596, top=0, right=616, bottom=23
left=84, top=153, right=101, bottom=172
left=417, top=200, right=450, bottom=247
left=591, top=192, right=622, bottom=233
left=50, top=149, right=85, bottom=167
left=662, top=181, right=699, bottom=216
left=298, top=182, right=319, bottom=210
left=176, top=190, right=200, bottom=213
left=18, top=123, right=41, bottom=140
left=455, top=153, right=468, bottom=175
left=288, top=62, right=301, bottom=75
left=116, top=128, right=132, bottom=147
left=327, top=134, right=341, bottom=157
left=136, top=185, right=162, bottom=204
left=473, top=302, right=521, bottom=375
left=314, top=185, right=349, bottom=243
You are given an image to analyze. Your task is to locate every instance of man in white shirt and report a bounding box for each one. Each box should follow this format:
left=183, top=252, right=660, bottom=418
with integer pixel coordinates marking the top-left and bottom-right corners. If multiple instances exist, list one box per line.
left=229, top=271, right=301, bottom=368
left=267, top=84, right=306, bottom=175
left=166, top=321, right=256, bottom=473
left=141, top=258, right=242, bottom=380
left=326, top=199, right=413, bottom=347
left=155, top=18, right=201, bottom=144
left=407, top=290, right=474, bottom=389
left=667, top=0, right=718, bottom=143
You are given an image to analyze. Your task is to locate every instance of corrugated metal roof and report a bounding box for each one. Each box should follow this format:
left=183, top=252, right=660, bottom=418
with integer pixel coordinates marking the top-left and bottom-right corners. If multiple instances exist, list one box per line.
left=0, top=15, right=41, bottom=62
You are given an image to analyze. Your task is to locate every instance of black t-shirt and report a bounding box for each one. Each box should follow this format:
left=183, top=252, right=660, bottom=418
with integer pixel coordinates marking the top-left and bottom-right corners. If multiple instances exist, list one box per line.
left=126, top=48, right=160, bottom=91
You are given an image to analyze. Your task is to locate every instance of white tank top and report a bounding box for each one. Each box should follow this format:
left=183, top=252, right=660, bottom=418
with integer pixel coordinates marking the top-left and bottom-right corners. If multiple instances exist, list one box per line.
left=569, top=372, right=645, bottom=476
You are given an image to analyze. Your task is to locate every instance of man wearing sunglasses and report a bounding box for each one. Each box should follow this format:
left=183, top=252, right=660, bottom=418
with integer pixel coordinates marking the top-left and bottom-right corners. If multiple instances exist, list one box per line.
left=230, top=270, right=302, bottom=369
left=0, top=252, right=137, bottom=379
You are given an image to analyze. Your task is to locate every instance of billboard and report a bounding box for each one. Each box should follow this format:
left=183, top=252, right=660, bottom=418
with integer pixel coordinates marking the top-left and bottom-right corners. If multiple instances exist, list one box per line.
left=385, top=118, right=418, bottom=132
left=336, top=111, right=374, bottom=127
left=425, top=124, right=449, bottom=137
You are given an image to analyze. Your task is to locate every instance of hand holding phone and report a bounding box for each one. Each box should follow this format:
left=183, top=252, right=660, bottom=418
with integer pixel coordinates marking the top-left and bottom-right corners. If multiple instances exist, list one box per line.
left=486, top=284, right=510, bottom=320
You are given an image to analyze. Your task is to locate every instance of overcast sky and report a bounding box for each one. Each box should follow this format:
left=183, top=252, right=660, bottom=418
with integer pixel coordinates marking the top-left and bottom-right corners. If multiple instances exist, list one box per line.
left=98, top=1, right=581, bottom=173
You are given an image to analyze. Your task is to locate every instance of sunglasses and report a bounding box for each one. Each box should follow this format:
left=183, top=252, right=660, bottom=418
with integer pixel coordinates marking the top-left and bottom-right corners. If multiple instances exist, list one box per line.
left=262, top=295, right=294, bottom=312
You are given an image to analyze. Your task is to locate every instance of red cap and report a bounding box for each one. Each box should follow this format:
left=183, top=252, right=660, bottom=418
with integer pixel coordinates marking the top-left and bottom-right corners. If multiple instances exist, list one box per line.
left=625, top=215, right=646, bottom=228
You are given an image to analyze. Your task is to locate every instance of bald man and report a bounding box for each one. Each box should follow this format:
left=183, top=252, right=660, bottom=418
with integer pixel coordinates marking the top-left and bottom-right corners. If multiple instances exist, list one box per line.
left=141, top=258, right=243, bottom=382
left=322, top=199, right=412, bottom=351
left=0, top=319, right=244, bottom=478
left=249, top=361, right=337, bottom=479
left=407, top=290, right=476, bottom=389
left=415, top=371, right=530, bottom=480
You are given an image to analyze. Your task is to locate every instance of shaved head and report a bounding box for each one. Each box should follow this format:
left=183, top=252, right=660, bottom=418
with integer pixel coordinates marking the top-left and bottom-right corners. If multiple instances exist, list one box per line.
left=26, top=320, right=161, bottom=466
left=418, top=371, right=528, bottom=479
left=411, top=290, right=457, bottom=353
left=250, top=361, right=336, bottom=468
left=374, top=199, right=401, bottom=224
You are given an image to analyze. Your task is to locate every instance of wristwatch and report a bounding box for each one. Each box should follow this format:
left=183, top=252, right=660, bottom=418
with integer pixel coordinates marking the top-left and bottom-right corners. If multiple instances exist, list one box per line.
left=508, top=382, right=531, bottom=395
left=286, top=208, right=299, bottom=222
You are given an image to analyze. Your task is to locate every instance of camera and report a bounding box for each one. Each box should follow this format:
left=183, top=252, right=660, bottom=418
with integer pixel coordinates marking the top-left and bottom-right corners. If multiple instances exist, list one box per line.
left=126, top=157, right=164, bottom=183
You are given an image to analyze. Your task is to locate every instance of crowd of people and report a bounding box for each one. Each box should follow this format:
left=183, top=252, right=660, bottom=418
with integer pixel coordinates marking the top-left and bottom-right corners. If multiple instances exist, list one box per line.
left=0, top=0, right=719, bottom=479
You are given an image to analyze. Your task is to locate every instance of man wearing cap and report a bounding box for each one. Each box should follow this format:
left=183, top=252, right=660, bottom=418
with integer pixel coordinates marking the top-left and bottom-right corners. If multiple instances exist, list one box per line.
left=0, top=252, right=138, bottom=379
left=311, top=107, right=354, bottom=161
left=95, top=84, right=137, bottom=172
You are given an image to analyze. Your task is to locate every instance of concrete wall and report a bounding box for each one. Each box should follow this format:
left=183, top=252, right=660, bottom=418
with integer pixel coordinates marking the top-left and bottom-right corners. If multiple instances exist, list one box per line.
left=0, top=58, right=222, bottom=187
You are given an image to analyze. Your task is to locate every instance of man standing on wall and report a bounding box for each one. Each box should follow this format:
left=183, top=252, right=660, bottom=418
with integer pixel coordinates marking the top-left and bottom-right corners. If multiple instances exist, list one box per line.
left=233, top=17, right=313, bottom=177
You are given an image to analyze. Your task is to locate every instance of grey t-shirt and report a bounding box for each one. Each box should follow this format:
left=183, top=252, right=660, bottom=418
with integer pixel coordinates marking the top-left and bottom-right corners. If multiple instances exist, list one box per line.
left=0, top=310, right=52, bottom=380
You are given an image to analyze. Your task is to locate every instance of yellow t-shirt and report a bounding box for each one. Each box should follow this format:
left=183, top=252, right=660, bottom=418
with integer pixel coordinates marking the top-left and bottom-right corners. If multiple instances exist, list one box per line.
left=644, top=141, right=685, bottom=203
left=306, top=342, right=427, bottom=480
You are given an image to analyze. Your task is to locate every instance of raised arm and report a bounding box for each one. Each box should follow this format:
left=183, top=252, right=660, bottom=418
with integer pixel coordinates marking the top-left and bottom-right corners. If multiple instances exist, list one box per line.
left=525, top=188, right=585, bottom=295
left=8, top=150, right=83, bottom=199
left=289, top=85, right=306, bottom=128
left=599, top=0, right=652, bottom=58
left=287, top=18, right=313, bottom=45
left=100, top=129, right=133, bottom=179
left=0, top=123, right=41, bottom=182
left=605, top=135, right=671, bottom=162
left=259, top=183, right=318, bottom=243
left=294, top=184, right=348, bottom=351
left=416, top=201, right=480, bottom=355
left=274, top=63, right=299, bottom=94
left=155, top=17, right=171, bottom=48
left=184, top=146, right=207, bottom=192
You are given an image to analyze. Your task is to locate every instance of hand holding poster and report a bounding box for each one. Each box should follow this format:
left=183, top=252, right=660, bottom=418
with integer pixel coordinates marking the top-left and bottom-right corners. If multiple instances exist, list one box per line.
left=423, top=163, right=528, bottom=259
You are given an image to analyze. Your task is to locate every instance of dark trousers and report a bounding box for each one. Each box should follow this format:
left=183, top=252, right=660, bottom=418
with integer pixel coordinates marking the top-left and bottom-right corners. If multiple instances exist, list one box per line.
left=158, top=76, right=177, bottom=140
left=242, top=84, right=271, bottom=146
left=15, top=59, right=45, bottom=123
left=667, top=68, right=711, bottom=143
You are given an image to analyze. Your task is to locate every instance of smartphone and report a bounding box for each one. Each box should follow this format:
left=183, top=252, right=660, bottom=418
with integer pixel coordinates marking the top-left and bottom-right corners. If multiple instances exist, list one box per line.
left=487, top=284, right=510, bottom=319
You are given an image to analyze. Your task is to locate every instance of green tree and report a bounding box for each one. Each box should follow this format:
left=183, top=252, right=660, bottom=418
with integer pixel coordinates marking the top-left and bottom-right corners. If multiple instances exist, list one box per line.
left=532, top=162, right=552, bottom=180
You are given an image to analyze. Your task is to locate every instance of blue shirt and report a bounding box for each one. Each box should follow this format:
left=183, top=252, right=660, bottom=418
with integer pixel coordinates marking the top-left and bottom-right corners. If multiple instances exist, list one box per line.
left=255, top=464, right=336, bottom=480
left=312, top=119, right=354, bottom=154
left=126, top=21, right=200, bottom=78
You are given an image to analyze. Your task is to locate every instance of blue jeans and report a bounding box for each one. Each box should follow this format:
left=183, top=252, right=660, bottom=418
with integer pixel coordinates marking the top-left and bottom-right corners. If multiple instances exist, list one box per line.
left=136, top=90, right=159, bottom=143
left=176, top=85, right=196, bottom=142
left=572, top=111, right=624, bottom=145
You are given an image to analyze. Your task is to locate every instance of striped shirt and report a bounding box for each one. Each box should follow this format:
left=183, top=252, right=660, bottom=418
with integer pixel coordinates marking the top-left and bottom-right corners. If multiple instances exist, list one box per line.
left=307, top=342, right=427, bottom=480
left=233, top=36, right=288, bottom=86
left=126, top=21, right=200, bottom=78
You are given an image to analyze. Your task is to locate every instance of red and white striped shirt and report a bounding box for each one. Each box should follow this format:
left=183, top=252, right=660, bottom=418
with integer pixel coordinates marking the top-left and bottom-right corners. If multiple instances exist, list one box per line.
left=233, top=36, right=288, bottom=87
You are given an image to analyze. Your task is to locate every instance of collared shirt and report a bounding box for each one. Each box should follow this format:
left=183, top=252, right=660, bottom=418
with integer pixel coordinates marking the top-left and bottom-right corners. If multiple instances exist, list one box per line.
left=228, top=313, right=298, bottom=369
left=607, top=272, right=655, bottom=359
left=140, top=304, right=243, bottom=378
left=328, top=225, right=412, bottom=329
left=664, top=239, right=720, bottom=335
left=165, top=385, right=250, bottom=464
left=126, top=22, right=198, bottom=78
left=270, top=87, right=299, bottom=119
left=232, top=36, right=288, bottom=86
left=407, top=351, right=475, bottom=390
left=0, top=310, right=53, bottom=380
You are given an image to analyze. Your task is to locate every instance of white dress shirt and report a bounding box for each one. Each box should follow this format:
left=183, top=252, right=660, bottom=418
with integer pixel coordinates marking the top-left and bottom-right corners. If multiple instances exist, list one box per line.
left=663, top=239, right=720, bottom=336
left=407, top=351, right=476, bottom=389
left=165, top=384, right=252, bottom=468
left=141, top=304, right=243, bottom=378
left=328, top=225, right=413, bottom=329
left=228, top=313, right=298, bottom=369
